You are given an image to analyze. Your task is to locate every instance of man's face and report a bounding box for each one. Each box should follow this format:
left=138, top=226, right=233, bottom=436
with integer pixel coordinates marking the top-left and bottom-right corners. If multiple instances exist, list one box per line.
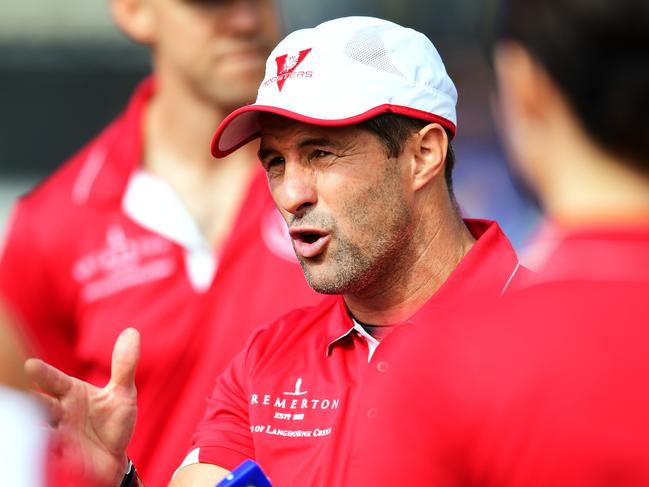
left=150, top=0, right=281, bottom=109
left=258, top=114, right=416, bottom=295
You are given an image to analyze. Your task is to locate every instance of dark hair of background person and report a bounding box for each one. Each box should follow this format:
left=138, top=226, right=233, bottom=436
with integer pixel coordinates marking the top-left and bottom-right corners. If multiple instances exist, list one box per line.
left=359, top=114, right=457, bottom=198
left=494, top=0, right=649, bottom=171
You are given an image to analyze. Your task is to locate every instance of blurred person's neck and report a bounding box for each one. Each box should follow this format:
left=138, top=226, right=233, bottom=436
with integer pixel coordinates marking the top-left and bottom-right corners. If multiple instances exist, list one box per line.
left=141, top=71, right=259, bottom=248
left=144, top=71, right=255, bottom=171
left=537, top=112, right=649, bottom=228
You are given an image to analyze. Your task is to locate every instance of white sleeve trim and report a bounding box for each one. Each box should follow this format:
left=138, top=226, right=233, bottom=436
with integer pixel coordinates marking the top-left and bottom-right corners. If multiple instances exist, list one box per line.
left=172, top=448, right=201, bottom=478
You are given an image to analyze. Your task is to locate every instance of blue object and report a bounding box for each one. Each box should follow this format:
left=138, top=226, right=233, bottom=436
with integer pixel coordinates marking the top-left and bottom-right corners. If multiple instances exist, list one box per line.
left=215, top=459, right=272, bottom=487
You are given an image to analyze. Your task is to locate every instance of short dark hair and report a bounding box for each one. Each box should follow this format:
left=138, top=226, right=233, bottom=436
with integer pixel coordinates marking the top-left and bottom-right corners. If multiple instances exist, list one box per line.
left=495, top=0, right=649, bottom=171
left=358, top=113, right=456, bottom=197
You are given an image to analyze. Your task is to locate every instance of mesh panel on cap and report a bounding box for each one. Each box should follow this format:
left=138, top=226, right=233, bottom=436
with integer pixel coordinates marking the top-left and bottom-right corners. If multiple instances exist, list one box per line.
left=343, top=25, right=406, bottom=79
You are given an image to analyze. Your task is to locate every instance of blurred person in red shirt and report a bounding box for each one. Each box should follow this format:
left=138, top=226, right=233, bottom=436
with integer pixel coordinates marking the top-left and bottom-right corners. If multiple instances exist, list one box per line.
left=337, top=0, right=649, bottom=485
left=0, top=1, right=319, bottom=486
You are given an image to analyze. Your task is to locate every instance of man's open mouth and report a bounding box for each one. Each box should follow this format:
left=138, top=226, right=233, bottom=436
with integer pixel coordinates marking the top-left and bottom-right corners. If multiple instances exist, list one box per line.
left=289, top=229, right=331, bottom=258
left=298, top=232, right=322, bottom=244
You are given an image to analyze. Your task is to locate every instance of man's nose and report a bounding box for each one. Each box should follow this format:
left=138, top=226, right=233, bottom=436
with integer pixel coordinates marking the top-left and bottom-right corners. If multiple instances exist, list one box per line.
left=275, top=162, right=317, bottom=217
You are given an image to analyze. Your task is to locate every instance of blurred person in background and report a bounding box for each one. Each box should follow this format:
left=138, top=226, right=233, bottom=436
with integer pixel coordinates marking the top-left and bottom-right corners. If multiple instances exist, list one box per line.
left=340, top=0, right=649, bottom=485
left=0, top=0, right=319, bottom=485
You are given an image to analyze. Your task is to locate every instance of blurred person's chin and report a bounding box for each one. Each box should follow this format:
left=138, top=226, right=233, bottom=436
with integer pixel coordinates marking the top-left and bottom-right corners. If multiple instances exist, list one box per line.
left=202, top=59, right=266, bottom=108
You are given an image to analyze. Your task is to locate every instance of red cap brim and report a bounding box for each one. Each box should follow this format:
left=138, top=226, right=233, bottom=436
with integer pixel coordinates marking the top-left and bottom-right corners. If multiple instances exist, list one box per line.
left=211, top=104, right=457, bottom=158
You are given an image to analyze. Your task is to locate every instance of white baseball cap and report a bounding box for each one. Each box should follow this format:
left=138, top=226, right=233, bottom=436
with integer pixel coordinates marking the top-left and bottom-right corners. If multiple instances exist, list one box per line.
left=211, top=16, right=458, bottom=158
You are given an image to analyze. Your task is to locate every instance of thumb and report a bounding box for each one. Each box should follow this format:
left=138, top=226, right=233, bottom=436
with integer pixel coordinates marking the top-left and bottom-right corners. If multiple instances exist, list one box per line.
left=109, top=328, right=140, bottom=390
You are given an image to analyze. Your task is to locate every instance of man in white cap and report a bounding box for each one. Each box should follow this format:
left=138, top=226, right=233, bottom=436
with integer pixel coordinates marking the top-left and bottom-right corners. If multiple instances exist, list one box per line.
left=26, top=16, right=527, bottom=486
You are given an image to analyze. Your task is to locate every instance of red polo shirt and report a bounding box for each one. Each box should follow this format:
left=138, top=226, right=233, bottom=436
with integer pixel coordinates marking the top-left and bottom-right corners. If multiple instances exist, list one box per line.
left=0, top=78, right=319, bottom=487
left=187, top=220, right=525, bottom=485
left=345, top=224, right=649, bottom=486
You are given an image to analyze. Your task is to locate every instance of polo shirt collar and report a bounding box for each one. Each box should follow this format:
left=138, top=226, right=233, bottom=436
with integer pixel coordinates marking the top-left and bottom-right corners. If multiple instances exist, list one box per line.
left=72, top=77, right=154, bottom=208
left=411, top=219, right=521, bottom=315
left=325, top=219, right=520, bottom=354
left=324, top=297, right=356, bottom=356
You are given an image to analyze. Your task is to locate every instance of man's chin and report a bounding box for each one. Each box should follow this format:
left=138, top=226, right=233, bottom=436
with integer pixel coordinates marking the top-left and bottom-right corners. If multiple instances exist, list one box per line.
left=301, top=268, right=353, bottom=295
left=305, top=280, right=344, bottom=295
left=299, top=262, right=339, bottom=295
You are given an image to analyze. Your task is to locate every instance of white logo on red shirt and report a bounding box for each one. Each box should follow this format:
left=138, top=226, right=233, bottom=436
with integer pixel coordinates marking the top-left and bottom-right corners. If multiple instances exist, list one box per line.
left=72, top=225, right=176, bottom=302
left=249, top=378, right=340, bottom=437
left=284, top=377, right=307, bottom=396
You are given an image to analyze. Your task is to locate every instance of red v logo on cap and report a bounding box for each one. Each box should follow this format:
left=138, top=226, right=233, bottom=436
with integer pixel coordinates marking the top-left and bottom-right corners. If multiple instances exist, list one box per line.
left=275, top=48, right=312, bottom=91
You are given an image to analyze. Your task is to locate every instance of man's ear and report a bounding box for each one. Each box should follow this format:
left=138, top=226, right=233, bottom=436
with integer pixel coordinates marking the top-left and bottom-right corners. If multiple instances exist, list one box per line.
left=493, top=41, right=568, bottom=184
left=410, top=123, right=448, bottom=192
left=493, top=41, right=553, bottom=130
left=110, top=0, right=157, bottom=45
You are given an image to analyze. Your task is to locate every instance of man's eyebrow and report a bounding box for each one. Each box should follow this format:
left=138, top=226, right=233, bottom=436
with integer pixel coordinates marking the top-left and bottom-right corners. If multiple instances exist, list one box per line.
left=297, top=137, right=337, bottom=150
left=258, top=136, right=341, bottom=160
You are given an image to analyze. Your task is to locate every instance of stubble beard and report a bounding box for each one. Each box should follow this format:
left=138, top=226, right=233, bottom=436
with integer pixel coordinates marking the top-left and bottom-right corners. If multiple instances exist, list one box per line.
left=298, top=171, right=414, bottom=296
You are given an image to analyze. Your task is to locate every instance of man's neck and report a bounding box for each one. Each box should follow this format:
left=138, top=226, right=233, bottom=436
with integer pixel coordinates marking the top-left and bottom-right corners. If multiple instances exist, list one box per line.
left=344, top=200, right=475, bottom=326
left=541, top=130, right=649, bottom=227
left=144, top=76, right=227, bottom=171
left=140, top=73, right=259, bottom=247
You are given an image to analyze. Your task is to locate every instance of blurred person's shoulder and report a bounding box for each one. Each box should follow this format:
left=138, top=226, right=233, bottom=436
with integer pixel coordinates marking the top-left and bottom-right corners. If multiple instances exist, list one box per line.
left=4, top=104, right=140, bottom=276
left=18, top=78, right=153, bottom=220
left=383, top=267, right=649, bottom=403
left=21, top=125, right=118, bottom=211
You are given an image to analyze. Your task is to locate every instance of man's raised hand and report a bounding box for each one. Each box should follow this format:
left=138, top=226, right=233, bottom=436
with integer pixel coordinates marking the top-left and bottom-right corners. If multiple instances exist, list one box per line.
left=25, top=328, right=141, bottom=487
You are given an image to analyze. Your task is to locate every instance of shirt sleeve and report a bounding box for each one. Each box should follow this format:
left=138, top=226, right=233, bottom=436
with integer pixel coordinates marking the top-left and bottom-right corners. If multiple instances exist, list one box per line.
left=188, top=330, right=260, bottom=471
left=0, top=201, right=75, bottom=370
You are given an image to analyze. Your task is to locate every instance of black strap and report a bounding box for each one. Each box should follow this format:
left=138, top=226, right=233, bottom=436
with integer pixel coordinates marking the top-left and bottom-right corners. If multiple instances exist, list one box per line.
left=120, top=459, right=141, bottom=487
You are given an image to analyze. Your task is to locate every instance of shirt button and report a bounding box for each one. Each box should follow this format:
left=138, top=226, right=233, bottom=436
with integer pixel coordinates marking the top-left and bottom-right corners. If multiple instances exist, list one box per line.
left=376, top=361, right=389, bottom=373
left=367, top=408, right=378, bottom=419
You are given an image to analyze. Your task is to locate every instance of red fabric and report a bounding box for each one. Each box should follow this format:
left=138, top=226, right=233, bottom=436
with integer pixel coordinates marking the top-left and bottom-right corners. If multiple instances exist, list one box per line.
left=0, top=77, right=320, bottom=487
left=345, top=224, right=649, bottom=486
left=190, top=220, right=524, bottom=486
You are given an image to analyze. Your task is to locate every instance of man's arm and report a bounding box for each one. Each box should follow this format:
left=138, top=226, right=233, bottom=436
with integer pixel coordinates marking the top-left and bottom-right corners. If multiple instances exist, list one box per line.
left=169, top=464, right=231, bottom=486
left=173, top=331, right=261, bottom=486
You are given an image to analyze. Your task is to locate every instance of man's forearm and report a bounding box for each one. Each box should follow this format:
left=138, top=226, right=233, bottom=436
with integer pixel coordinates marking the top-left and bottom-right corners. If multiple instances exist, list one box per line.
left=169, top=463, right=231, bottom=487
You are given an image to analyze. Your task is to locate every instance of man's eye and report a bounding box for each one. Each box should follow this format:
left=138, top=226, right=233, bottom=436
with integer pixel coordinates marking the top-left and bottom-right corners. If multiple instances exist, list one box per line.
left=264, top=156, right=285, bottom=171
left=312, top=150, right=331, bottom=159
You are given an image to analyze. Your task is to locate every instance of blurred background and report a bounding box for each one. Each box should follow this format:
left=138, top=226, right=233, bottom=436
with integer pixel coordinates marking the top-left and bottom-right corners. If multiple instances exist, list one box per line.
left=0, top=0, right=540, bottom=251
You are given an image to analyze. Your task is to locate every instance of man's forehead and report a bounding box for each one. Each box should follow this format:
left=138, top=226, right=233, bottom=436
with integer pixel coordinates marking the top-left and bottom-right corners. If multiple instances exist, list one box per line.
left=258, top=113, right=362, bottom=144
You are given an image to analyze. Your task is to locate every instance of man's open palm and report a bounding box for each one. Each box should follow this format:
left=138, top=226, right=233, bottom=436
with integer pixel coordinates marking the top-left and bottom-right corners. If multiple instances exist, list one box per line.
left=25, top=328, right=140, bottom=487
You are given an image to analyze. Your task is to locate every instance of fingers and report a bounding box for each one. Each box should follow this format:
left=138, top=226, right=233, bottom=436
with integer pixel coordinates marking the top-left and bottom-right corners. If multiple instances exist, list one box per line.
left=24, top=357, right=73, bottom=397
left=110, top=328, right=140, bottom=390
